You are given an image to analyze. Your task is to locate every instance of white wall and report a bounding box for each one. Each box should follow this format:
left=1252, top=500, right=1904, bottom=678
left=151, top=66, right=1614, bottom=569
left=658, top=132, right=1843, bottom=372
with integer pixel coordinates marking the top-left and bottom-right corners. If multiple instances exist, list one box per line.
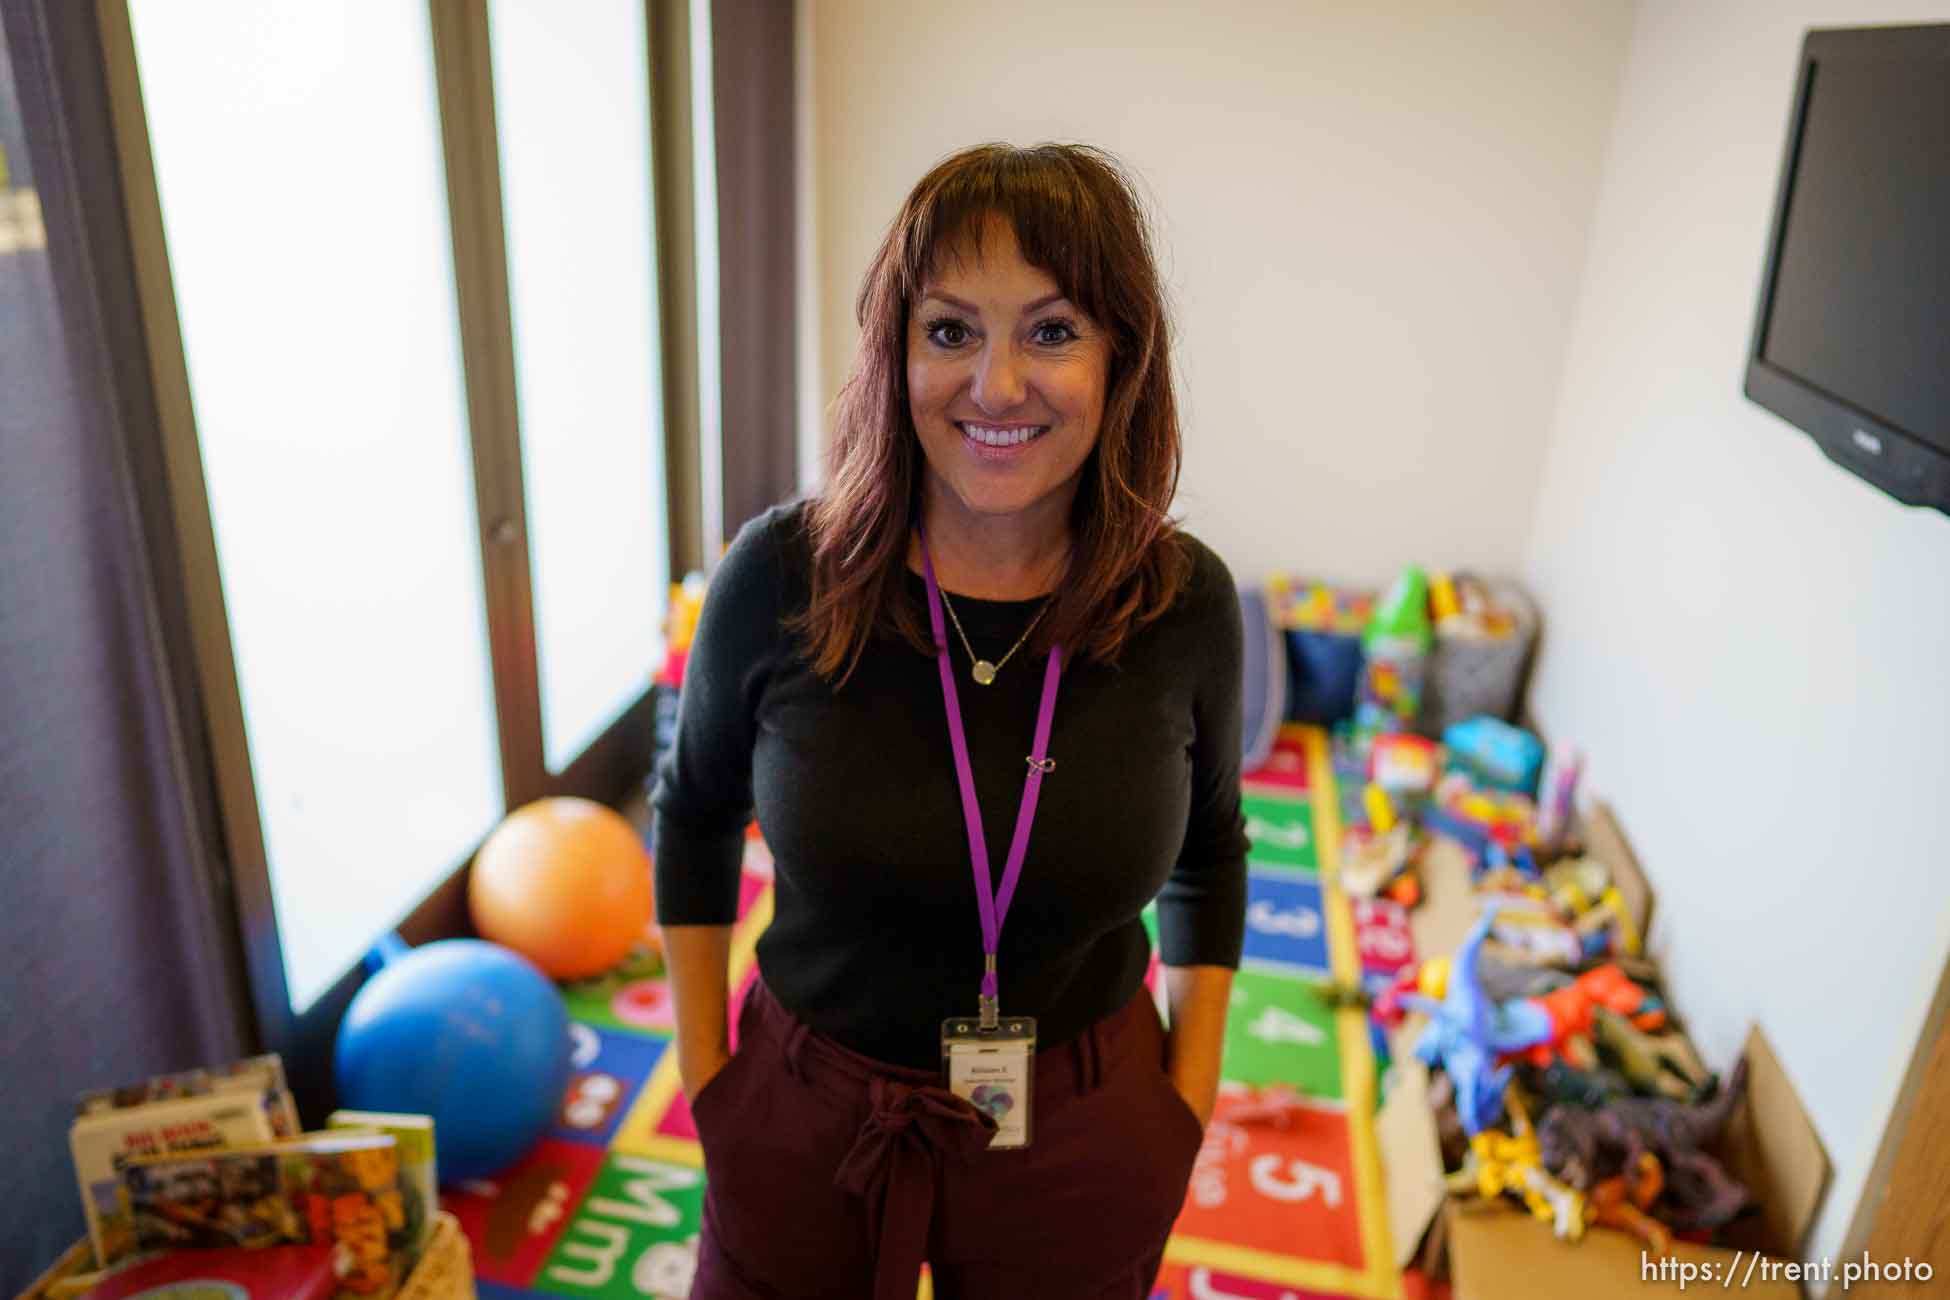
left=1521, top=0, right=1950, bottom=1271
left=808, top=0, right=1635, bottom=585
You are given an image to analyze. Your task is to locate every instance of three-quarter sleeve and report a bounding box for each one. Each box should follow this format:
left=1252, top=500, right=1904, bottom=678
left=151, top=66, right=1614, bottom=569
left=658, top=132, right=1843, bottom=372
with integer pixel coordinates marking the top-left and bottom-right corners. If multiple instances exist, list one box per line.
left=651, top=509, right=786, bottom=926
left=1156, top=546, right=1251, bottom=967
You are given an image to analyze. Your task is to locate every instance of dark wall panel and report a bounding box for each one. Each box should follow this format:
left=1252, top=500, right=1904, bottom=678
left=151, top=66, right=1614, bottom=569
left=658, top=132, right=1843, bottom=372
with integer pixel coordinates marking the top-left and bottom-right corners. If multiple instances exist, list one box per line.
left=0, top=4, right=249, bottom=1283
left=712, top=0, right=799, bottom=535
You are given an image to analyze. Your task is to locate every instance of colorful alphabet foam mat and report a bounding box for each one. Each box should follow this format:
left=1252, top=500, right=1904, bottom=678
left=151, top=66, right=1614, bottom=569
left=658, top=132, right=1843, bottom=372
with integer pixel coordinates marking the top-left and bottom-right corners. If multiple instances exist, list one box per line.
left=444, top=726, right=1405, bottom=1300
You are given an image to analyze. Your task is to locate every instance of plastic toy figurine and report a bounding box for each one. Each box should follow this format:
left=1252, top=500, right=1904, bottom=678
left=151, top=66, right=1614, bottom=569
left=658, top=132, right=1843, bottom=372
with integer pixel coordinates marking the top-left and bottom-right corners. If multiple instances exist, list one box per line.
left=1519, top=964, right=1667, bottom=1067
left=1362, top=783, right=1398, bottom=834
left=1543, top=857, right=1611, bottom=915
left=1521, top=1059, right=1635, bottom=1110
left=1590, top=1152, right=1671, bottom=1255
left=1429, top=571, right=1461, bottom=624
left=1448, top=1092, right=1589, bottom=1240
left=1485, top=907, right=1585, bottom=968
left=1593, top=1007, right=1708, bottom=1100
left=1537, top=1059, right=1751, bottom=1234
left=1340, top=822, right=1415, bottom=899
left=1573, top=887, right=1642, bottom=960
left=1370, top=960, right=1440, bottom=1030
left=1438, top=574, right=1518, bottom=639
left=1385, top=871, right=1421, bottom=908
left=1424, top=771, right=1539, bottom=868
left=1374, top=945, right=1567, bottom=1029
left=1400, top=906, right=1553, bottom=1134
left=1308, top=977, right=1372, bottom=1012
left=1475, top=952, right=1571, bottom=1002
left=1370, top=732, right=1439, bottom=795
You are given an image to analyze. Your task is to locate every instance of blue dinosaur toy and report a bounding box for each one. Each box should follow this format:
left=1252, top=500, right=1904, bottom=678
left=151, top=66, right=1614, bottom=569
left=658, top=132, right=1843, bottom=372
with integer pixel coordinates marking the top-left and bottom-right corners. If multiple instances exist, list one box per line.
left=1402, top=903, right=1553, bottom=1134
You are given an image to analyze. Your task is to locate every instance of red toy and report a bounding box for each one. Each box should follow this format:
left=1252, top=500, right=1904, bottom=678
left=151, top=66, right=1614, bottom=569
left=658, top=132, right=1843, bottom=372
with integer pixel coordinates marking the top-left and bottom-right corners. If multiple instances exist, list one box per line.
left=1518, top=964, right=1666, bottom=1067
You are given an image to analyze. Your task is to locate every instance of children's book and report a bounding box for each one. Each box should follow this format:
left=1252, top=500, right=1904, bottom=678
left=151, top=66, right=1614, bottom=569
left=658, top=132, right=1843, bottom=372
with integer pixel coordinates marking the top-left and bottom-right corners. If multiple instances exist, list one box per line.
left=84, top=1244, right=338, bottom=1300
left=119, top=1132, right=409, bottom=1300
left=71, top=1090, right=282, bottom=1269
left=326, top=1110, right=437, bottom=1265
left=76, top=1052, right=301, bottom=1138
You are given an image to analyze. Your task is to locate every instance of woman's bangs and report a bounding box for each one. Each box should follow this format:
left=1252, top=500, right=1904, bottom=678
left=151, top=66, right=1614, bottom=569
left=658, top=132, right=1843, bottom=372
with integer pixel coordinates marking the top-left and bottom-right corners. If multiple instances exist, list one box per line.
left=899, top=157, right=1108, bottom=327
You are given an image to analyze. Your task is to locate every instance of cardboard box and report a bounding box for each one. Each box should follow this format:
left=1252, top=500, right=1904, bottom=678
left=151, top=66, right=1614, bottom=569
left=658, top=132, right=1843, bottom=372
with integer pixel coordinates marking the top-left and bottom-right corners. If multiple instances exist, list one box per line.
left=1445, top=1022, right=1828, bottom=1299
left=1392, top=803, right=1832, bottom=1299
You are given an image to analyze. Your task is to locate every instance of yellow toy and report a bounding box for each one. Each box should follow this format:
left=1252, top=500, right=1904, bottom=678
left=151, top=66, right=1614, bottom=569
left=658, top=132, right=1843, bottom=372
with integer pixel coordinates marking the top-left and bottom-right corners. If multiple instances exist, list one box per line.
left=1363, top=783, right=1397, bottom=834
left=1447, top=1091, right=1589, bottom=1241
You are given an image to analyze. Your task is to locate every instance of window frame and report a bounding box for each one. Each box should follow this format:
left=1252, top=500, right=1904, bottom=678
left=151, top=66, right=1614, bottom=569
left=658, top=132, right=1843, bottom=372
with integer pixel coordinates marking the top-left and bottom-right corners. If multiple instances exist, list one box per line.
left=91, top=0, right=705, bottom=1113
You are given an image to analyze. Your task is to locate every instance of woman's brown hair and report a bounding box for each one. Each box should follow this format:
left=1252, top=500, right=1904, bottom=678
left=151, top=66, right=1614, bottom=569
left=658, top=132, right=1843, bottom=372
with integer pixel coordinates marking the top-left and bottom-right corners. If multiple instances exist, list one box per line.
left=796, top=142, right=1190, bottom=684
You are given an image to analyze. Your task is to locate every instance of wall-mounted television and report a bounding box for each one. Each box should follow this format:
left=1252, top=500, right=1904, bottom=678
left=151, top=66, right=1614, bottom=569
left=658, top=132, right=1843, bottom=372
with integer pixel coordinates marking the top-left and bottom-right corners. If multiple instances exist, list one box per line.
left=1744, top=24, right=1950, bottom=515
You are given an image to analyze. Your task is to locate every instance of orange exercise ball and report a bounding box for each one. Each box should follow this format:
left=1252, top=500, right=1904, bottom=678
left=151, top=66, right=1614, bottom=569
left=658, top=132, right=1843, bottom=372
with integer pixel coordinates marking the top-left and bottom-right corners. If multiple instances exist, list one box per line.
left=469, top=797, right=655, bottom=980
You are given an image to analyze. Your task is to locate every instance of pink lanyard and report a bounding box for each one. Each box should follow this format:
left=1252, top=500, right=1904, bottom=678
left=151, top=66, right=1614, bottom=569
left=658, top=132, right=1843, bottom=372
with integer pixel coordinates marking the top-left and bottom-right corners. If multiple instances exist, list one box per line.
left=917, top=530, right=1063, bottom=1029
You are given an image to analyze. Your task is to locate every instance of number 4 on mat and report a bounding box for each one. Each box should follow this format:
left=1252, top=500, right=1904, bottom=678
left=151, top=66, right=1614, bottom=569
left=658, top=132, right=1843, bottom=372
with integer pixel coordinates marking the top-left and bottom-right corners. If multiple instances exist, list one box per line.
left=1246, top=1004, right=1325, bottom=1048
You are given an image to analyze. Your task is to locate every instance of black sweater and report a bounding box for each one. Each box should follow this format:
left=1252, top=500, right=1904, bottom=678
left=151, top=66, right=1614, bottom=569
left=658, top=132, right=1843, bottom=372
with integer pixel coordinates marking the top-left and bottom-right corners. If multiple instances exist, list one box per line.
left=651, top=502, right=1249, bottom=1069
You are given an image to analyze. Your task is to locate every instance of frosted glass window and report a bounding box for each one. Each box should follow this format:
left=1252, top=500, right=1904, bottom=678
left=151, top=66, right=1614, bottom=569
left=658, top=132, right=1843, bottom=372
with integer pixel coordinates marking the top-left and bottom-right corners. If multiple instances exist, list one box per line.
left=487, top=0, right=668, bottom=774
left=126, top=2, right=503, bottom=1013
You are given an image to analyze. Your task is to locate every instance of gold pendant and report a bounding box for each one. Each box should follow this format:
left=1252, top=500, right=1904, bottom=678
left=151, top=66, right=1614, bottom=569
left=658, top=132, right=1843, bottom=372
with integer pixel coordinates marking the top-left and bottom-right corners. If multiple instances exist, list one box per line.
left=972, top=660, right=997, bottom=685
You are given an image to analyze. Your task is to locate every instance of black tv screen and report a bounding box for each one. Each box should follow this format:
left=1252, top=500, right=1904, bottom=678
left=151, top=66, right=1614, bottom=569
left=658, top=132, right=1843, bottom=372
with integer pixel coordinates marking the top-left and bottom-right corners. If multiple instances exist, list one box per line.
left=1745, top=24, right=1950, bottom=513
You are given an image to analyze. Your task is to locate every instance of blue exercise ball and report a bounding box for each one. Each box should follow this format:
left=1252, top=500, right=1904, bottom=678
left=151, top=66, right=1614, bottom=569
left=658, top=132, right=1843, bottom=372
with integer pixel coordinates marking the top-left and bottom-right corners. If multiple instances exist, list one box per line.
left=335, top=938, right=571, bottom=1182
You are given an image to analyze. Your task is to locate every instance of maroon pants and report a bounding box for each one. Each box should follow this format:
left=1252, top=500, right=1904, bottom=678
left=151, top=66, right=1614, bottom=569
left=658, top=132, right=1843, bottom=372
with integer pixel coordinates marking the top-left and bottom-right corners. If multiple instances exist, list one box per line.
left=688, top=979, right=1204, bottom=1299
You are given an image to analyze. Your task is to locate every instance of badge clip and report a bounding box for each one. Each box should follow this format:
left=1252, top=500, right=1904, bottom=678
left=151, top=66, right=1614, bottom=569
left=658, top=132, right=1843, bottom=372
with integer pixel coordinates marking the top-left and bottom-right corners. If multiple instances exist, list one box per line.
left=942, top=1011, right=1038, bottom=1150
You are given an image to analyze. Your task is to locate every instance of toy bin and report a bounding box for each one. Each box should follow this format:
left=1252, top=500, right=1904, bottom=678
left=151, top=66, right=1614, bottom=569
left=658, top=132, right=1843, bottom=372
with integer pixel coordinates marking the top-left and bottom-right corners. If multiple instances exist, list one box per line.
left=19, top=1210, right=476, bottom=1300
left=1284, top=625, right=1365, bottom=726
left=1419, top=577, right=1538, bottom=735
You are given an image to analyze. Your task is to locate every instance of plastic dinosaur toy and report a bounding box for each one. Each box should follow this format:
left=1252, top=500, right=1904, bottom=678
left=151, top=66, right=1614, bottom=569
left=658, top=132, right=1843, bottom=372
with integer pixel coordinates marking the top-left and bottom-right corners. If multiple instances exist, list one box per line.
left=1592, top=1006, right=1708, bottom=1100
left=1447, top=1091, right=1588, bottom=1240
left=1400, top=904, right=1552, bottom=1133
left=1518, top=964, right=1667, bottom=1066
left=1521, top=1059, right=1635, bottom=1110
left=1591, top=1152, right=1671, bottom=1256
left=1537, top=1058, right=1751, bottom=1233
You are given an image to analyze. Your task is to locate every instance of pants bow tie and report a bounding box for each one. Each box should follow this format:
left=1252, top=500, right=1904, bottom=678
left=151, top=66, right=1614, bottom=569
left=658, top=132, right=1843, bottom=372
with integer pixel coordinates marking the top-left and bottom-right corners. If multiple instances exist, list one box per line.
left=832, top=1076, right=998, bottom=1300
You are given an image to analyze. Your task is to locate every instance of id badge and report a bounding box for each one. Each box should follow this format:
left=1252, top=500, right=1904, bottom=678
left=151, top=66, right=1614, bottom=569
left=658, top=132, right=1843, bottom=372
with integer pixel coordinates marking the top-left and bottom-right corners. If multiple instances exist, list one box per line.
left=941, top=1016, right=1036, bottom=1150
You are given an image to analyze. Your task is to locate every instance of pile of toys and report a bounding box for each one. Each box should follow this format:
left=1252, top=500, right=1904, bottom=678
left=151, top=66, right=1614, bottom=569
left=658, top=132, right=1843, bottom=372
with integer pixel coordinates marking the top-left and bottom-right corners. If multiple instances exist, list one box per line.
left=1381, top=903, right=1752, bottom=1257
left=1313, top=561, right=1571, bottom=912
left=1267, top=574, right=1375, bottom=635
left=1322, top=572, right=1753, bottom=1257
left=1267, top=570, right=1522, bottom=642
left=1268, top=562, right=1536, bottom=746
left=1336, top=709, right=1585, bottom=916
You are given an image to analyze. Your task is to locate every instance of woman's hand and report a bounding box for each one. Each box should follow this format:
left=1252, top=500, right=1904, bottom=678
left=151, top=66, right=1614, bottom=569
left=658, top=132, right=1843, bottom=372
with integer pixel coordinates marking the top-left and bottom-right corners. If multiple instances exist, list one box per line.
left=681, top=1044, right=734, bottom=1104
left=663, top=924, right=735, bottom=1104
left=1170, top=1074, right=1218, bottom=1129
left=1164, top=964, right=1234, bottom=1129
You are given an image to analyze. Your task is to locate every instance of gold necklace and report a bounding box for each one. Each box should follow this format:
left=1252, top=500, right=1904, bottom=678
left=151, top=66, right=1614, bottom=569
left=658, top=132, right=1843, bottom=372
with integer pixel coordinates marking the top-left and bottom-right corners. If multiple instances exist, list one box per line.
left=938, top=590, right=1053, bottom=685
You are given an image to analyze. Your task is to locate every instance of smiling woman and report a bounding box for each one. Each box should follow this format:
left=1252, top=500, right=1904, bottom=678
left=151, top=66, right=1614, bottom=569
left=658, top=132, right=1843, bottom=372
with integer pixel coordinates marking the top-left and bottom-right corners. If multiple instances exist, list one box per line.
left=652, top=142, right=1248, bottom=1299
left=905, top=215, right=1111, bottom=586
left=801, top=142, right=1191, bottom=682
